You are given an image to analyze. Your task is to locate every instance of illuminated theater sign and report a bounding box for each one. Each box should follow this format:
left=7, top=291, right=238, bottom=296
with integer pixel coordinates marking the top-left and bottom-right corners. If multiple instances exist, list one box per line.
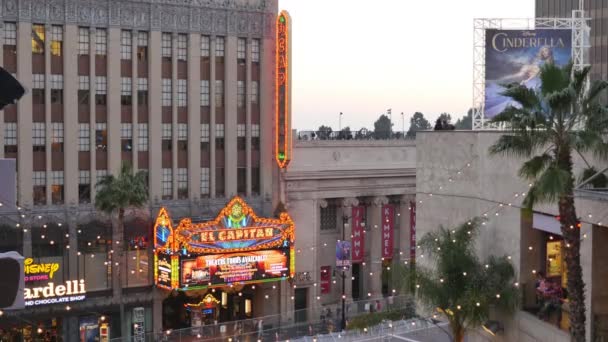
left=154, top=197, right=295, bottom=291
left=276, top=10, right=292, bottom=168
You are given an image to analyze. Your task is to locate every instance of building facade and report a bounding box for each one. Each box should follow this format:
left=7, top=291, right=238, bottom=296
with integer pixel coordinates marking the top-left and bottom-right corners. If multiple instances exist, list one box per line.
left=0, top=0, right=278, bottom=340
left=536, top=0, right=608, bottom=81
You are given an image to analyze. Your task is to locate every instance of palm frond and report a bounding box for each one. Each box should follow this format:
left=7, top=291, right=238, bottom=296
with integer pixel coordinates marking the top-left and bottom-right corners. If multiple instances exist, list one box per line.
left=489, top=132, right=552, bottom=158
left=499, top=84, right=541, bottom=110
left=539, top=63, right=570, bottom=95
left=524, top=166, right=571, bottom=207
left=518, top=153, right=554, bottom=180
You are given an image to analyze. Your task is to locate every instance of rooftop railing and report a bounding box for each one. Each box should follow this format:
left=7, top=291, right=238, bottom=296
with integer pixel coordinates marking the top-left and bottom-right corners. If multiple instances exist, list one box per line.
left=296, top=130, right=414, bottom=141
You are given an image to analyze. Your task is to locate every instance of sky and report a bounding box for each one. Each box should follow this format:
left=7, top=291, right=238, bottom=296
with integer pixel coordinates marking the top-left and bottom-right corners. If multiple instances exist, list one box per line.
left=278, top=0, right=535, bottom=131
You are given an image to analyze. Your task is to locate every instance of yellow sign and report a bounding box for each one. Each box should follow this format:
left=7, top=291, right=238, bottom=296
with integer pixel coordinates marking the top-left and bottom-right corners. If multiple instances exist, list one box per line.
left=24, top=258, right=60, bottom=280
left=546, top=241, right=562, bottom=277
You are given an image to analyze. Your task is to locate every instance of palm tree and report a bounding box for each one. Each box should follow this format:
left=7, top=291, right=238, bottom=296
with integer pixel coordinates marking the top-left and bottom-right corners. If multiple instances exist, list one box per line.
left=95, top=162, right=148, bottom=338
left=404, top=218, right=518, bottom=342
left=489, top=63, right=608, bottom=341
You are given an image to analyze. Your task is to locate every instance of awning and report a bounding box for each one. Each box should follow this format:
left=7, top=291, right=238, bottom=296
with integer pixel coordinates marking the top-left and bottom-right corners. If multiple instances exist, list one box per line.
left=533, top=213, right=562, bottom=236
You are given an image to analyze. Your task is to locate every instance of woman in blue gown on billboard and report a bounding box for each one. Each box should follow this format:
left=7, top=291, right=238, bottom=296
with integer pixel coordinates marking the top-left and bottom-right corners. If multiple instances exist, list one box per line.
left=499, top=45, right=555, bottom=88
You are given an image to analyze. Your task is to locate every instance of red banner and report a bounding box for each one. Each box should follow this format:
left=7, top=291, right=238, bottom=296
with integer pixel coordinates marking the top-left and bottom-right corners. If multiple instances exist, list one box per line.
left=320, top=266, right=331, bottom=294
left=410, top=201, right=416, bottom=262
left=382, top=204, right=394, bottom=259
left=351, top=206, right=365, bottom=263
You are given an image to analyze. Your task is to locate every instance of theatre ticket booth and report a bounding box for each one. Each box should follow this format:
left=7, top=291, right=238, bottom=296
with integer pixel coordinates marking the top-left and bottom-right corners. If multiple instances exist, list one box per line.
left=153, top=197, right=295, bottom=330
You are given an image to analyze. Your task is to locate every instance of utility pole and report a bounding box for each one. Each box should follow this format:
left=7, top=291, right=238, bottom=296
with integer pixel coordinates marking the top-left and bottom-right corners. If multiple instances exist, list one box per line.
left=339, top=112, right=343, bottom=132
left=401, top=112, right=405, bottom=137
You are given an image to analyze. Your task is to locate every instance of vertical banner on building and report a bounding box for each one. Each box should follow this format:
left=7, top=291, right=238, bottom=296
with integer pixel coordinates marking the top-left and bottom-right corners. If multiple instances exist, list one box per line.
left=381, top=204, right=394, bottom=259
left=275, top=10, right=292, bottom=168
left=320, top=266, right=331, bottom=294
left=409, top=201, right=416, bottom=262
left=351, top=206, right=365, bottom=263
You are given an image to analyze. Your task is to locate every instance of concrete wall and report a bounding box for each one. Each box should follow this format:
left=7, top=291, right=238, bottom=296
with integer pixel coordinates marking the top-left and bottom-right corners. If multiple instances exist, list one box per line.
left=416, top=130, right=608, bottom=342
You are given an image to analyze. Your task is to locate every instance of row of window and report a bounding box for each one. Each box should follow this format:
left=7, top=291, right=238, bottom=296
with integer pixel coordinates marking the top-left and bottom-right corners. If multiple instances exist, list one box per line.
left=3, top=23, right=260, bottom=62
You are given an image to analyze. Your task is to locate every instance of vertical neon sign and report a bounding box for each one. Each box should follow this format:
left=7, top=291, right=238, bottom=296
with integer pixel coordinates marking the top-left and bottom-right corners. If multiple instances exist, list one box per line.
left=276, top=11, right=292, bottom=168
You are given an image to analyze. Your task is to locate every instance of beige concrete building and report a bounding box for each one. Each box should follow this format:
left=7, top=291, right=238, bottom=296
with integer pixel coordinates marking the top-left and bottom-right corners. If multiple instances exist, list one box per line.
left=0, top=0, right=278, bottom=340
left=416, top=131, right=608, bottom=342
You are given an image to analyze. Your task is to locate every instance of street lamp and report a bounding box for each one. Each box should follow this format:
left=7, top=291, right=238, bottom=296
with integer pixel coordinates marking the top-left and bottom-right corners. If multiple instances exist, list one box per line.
left=401, top=112, right=405, bottom=138
left=339, top=112, right=343, bottom=132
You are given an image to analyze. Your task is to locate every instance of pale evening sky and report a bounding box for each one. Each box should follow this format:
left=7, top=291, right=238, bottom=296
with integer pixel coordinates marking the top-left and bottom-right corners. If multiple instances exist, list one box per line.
left=278, top=0, right=535, bottom=131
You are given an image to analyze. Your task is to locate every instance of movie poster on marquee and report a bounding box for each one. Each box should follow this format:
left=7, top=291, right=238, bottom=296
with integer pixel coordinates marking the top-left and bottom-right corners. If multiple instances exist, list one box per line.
left=351, top=206, right=365, bottom=263
left=180, top=249, right=289, bottom=286
left=381, top=204, right=394, bottom=259
left=484, top=29, right=572, bottom=118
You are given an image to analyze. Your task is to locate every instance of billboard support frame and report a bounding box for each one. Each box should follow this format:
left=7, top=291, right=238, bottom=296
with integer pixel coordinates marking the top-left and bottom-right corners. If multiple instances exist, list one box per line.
left=472, top=13, right=589, bottom=130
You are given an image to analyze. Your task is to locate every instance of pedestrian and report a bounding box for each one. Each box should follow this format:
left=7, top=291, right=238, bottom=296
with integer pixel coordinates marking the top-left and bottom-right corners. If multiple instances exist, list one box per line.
left=257, top=319, right=264, bottom=339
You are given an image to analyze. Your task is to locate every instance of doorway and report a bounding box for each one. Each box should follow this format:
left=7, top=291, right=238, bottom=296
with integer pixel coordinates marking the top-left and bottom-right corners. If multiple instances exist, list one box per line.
left=294, top=288, right=307, bottom=323
left=351, top=264, right=361, bottom=300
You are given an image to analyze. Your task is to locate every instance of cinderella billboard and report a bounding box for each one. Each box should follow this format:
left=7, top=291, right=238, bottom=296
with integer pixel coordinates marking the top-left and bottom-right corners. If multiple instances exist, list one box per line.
left=484, top=29, right=572, bottom=118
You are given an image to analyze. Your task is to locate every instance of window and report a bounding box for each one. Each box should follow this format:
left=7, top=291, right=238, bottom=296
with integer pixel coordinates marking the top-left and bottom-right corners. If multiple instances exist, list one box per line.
left=78, top=123, right=90, bottom=151
left=96, top=123, right=107, bottom=150
left=251, top=39, right=260, bottom=62
left=178, top=123, right=188, bottom=141
left=177, top=168, right=188, bottom=199
left=78, top=170, right=91, bottom=203
left=215, top=80, right=223, bottom=107
left=121, top=123, right=133, bottom=151
left=96, top=29, right=107, bottom=55
left=4, top=22, right=16, bottom=46
left=237, top=167, right=246, bottom=194
left=237, top=124, right=246, bottom=150
left=32, top=74, right=45, bottom=105
left=138, top=123, right=148, bottom=151
left=237, top=81, right=245, bottom=108
left=51, top=171, right=64, bottom=204
left=200, top=80, right=210, bottom=106
left=121, top=77, right=132, bottom=106
left=161, top=33, right=172, bottom=59
left=50, top=25, right=62, bottom=56
left=252, top=167, right=260, bottom=195
left=51, top=122, right=63, bottom=151
left=215, top=36, right=225, bottom=57
left=162, top=124, right=172, bottom=140
left=201, top=123, right=210, bottom=149
left=215, top=124, right=224, bottom=149
left=320, top=204, right=338, bottom=230
left=162, top=78, right=171, bottom=106
left=96, top=76, right=107, bottom=105
left=78, top=27, right=89, bottom=55
left=237, top=38, right=246, bottom=61
left=252, top=124, right=260, bottom=150
left=32, top=24, right=45, bottom=54
left=96, top=169, right=108, bottom=182
left=177, top=79, right=187, bottom=107
left=32, top=122, right=45, bottom=151
left=50, top=75, right=63, bottom=104
left=251, top=81, right=259, bottom=105
left=78, top=76, right=90, bottom=105
left=4, top=123, right=17, bottom=146
left=138, top=78, right=148, bottom=106
left=137, top=31, right=148, bottom=61
left=162, top=168, right=172, bottom=199
left=201, top=35, right=210, bottom=57
left=4, top=122, right=17, bottom=154
left=162, top=123, right=172, bottom=151
left=200, top=168, right=210, bottom=196
left=33, top=171, right=46, bottom=205
left=177, top=34, right=187, bottom=61
left=121, top=30, right=132, bottom=60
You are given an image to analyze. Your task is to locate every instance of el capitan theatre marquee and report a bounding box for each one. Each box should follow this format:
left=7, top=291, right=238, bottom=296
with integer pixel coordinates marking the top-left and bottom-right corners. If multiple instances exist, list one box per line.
left=153, top=197, right=295, bottom=291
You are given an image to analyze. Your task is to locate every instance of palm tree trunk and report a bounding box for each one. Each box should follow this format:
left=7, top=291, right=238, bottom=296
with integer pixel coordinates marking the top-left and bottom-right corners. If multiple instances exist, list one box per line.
left=451, top=323, right=464, bottom=342
left=557, top=149, right=586, bottom=342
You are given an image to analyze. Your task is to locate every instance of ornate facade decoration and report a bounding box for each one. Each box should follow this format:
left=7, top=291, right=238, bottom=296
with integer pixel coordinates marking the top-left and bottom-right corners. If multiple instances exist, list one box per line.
left=0, top=0, right=271, bottom=37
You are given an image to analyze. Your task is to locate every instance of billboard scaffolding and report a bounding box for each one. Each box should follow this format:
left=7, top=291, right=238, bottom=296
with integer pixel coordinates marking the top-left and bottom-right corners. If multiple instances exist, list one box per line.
left=472, top=11, right=590, bottom=130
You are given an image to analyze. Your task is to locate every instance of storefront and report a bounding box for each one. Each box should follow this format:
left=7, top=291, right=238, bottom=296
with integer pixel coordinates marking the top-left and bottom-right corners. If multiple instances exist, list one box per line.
left=154, top=196, right=295, bottom=330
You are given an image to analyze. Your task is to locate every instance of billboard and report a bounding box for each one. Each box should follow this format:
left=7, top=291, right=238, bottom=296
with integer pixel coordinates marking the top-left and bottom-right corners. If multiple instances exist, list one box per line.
left=336, top=240, right=351, bottom=269
left=181, top=250, right=289, bottom=287
left=484, top=29, right=572, bottom=118
left=23, top=257, right=86, bottom=306
left=153, top=196, right=295, bottom=290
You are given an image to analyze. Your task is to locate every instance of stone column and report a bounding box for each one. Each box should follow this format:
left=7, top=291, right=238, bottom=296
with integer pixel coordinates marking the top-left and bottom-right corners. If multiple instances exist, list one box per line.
left=209, top=36, right=217, bottom=198
left=224, top=36, right=238, bottom=197
left=131, top=30, right=139, bottom=171
left=16, top=22, right=33, bottom=206
left=148, top=31, right=162, bottom=201
left=188, top=33, right=201, bottom=200
left=171, top=33, right=178, bottom=200
left=245, top=38, right=252, bottom=197
left=106, top=28, right=121, bottom=176
left=368, top=196, right=388, bottom=297
left=63, top=25, right=78, bottom=205
left=0, top=22, right=5, bottom=158
left=89, top=28, right=97, bottom=205
left=44, top=24, right=52, bottom=205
